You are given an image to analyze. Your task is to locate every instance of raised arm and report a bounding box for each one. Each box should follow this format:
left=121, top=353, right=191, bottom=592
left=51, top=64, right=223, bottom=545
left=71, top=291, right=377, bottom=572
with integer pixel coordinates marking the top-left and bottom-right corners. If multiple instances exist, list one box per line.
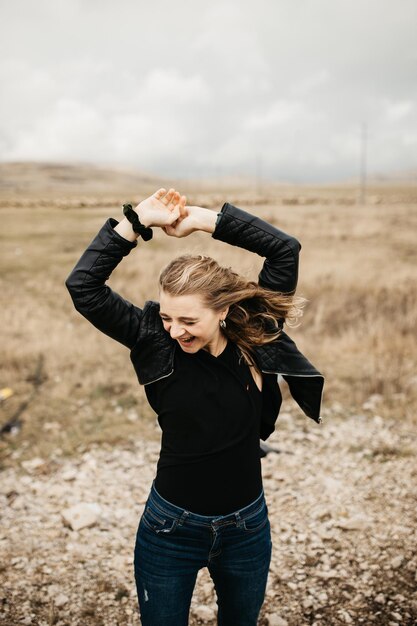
left=65, top=189, right=186, bottom=349
left=164, top=202, right=301, bottom=294
left=212, top=203, right=300, bottom=294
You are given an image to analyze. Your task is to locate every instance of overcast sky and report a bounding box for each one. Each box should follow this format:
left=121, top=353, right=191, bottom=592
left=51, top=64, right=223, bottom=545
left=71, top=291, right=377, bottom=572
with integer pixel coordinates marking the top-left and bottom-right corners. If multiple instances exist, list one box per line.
left=0, top=0, right=416, bottom=182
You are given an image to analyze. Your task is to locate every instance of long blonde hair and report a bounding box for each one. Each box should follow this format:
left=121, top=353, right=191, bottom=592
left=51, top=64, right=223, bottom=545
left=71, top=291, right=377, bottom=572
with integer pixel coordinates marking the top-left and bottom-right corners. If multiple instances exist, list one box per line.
left=159, top=254, right=306, bottom=367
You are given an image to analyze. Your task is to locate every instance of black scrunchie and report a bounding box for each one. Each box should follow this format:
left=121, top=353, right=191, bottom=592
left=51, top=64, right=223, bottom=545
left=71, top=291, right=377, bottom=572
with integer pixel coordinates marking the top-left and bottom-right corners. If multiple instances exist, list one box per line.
left=122, top=204, right=153, bottom=241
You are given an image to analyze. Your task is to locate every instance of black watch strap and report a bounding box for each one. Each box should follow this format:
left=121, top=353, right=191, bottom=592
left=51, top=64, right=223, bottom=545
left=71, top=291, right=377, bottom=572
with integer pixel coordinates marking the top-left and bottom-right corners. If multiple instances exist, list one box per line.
left=122, top=204, right=153, bottom=241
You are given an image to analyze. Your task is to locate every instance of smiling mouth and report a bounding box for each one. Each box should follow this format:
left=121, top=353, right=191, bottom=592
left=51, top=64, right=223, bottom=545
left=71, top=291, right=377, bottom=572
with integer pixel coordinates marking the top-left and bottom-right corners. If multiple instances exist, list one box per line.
left=179, top=336, right=195, bottom=345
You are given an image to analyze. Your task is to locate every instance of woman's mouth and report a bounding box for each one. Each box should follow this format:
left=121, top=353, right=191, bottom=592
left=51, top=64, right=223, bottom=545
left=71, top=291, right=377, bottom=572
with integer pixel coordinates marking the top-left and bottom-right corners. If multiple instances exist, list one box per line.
left=179, top=336, right=195, bottom=346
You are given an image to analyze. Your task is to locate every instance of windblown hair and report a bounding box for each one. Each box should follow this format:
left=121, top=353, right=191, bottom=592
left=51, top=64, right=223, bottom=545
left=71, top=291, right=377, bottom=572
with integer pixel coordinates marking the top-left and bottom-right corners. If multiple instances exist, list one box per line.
left=158, top=254, right=307, bottom=368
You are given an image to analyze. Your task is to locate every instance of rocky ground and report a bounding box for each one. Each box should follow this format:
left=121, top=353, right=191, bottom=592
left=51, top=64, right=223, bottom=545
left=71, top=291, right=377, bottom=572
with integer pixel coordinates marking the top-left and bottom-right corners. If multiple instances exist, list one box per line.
left=1, top=398, right=416, bottom=626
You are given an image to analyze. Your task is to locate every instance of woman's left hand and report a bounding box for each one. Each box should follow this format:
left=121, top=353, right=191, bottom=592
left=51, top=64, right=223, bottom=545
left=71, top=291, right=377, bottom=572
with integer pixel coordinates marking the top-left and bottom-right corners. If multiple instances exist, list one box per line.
left=134, top=188, right=187, bottom=228
left=163, top=205, right=217, bottom=237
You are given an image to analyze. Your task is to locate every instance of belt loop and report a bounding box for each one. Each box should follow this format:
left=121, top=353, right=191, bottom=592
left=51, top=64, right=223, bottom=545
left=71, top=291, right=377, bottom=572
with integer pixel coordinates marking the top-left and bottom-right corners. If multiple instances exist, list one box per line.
left=178, top=510, right=190, bottom=527
left=235, top=511, right=243, bottom=528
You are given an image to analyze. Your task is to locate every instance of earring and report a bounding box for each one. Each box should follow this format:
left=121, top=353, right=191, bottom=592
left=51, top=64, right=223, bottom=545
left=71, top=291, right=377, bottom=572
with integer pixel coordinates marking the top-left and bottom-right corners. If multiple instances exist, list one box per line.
left=219, top=319, right=226, bottom=329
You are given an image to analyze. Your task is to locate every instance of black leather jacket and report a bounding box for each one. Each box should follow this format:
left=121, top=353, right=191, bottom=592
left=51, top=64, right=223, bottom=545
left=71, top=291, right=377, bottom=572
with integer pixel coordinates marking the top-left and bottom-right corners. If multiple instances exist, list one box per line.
left=65, top=202, right=324, bottom=440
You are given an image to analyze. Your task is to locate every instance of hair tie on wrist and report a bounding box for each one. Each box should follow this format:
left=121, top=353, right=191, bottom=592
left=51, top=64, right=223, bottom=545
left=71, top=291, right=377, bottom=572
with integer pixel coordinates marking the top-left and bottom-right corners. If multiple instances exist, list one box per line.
left=122, top=204, right=153, bottom=241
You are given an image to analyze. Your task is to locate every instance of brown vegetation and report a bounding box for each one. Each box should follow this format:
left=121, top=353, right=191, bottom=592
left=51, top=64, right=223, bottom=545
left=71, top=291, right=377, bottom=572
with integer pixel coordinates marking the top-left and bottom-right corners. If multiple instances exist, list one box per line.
left=1, top=169, right=415, bottom=463
left=0, top=164, right=416, bottom=625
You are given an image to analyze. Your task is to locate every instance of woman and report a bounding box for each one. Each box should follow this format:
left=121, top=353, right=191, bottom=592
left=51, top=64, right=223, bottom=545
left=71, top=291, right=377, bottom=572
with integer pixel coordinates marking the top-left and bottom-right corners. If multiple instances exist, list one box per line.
left=65, top=188, right=324, bottom=625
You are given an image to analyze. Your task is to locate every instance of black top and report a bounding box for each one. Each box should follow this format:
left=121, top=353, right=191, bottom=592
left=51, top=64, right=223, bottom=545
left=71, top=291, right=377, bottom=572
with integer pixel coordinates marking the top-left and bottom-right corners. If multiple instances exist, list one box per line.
left=145, top=339, right=263, bottom=515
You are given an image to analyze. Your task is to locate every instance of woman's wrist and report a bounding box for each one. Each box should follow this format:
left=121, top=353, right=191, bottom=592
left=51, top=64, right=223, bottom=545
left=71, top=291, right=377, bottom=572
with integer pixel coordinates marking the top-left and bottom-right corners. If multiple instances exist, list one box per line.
left=113, top=217, right=140, bottom=242
left=134, top=205, right=153, bottom=228
left=190, top=207, right=218, bottom=233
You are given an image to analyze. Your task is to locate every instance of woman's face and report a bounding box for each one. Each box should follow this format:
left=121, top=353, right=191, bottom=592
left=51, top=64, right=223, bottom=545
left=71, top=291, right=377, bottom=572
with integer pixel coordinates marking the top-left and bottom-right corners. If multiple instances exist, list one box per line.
left=159, top=290, right=228, bottom=355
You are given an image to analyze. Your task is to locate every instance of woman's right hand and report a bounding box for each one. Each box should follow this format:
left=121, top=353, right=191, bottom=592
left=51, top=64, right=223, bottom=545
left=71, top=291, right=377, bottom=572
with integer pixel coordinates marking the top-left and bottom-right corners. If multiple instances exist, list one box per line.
left=163, top=205, right=218, bottom=237
left=134, top=188, right=186, bottom=228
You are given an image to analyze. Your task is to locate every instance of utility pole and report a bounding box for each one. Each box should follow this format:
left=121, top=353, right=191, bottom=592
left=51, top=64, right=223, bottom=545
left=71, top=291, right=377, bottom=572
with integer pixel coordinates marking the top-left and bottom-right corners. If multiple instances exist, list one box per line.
left=359, top=122, right=367, bottom=205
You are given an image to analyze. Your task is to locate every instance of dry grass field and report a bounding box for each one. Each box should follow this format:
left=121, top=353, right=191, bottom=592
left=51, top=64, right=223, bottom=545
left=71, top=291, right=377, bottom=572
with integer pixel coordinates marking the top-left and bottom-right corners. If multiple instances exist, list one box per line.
left=1, top=164, right=416, bottom=465
left=0, top=163, right=416, bottom=625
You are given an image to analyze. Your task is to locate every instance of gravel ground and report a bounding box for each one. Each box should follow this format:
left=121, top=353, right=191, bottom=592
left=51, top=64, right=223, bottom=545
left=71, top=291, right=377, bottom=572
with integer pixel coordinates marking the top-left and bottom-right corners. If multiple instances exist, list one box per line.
left=1, top=401, right=416, bottom=626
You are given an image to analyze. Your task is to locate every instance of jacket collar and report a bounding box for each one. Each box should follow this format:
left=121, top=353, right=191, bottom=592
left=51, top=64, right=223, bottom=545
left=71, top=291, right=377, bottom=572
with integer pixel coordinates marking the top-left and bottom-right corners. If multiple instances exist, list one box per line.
left=129, top=300, right=322, bottom=383
left=129, top=301, right=324, bottom=424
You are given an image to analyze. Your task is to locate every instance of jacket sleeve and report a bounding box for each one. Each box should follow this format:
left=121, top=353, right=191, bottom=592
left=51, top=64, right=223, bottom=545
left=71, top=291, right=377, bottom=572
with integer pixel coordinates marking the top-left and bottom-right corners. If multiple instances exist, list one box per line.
left=65, top=218, right=143, bottom=350
left=212, top=202, right=301, bottom=294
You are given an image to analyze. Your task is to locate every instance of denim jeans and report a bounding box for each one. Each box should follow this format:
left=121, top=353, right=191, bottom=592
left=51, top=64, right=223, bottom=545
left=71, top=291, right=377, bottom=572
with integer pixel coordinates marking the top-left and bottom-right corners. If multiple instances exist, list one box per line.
left=133, top=480, right=272, bottom=626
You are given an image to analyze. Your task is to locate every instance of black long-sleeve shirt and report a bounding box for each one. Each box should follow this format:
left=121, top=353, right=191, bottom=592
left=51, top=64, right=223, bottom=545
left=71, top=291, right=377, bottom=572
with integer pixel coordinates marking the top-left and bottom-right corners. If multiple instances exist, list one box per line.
left=145, top=339, right=263, bottom=515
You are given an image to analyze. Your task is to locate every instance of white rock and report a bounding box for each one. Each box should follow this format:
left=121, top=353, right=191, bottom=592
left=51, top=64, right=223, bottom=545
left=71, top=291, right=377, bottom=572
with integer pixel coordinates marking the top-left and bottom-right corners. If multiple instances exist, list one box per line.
left=113, top=507, right=134, bottom=521
left=335, top=514, right=371, bottom=530
left=46, top=484, right=68, bottom=498
left=315, top=570, right=340, bottom=579
left=369, top=393, right=383, bottom=403
left=21, top=457, right=45, bottom=472
left=321, top=476, right=344, bottom=495
left=11, top=556, right=28, bottom=566
left=278, top=412, right=292, bottom=424
left=61, top=468, right=78, bottom=481
left=127, top=409, right=139, bottom=422
left=54, top=593, right=69, bottom=607
left=266, top=615, right=288, bottom=626
left=390, top=556, right=404, bottom=569
left=46, top=584, right=61, bottom=597
left=201, top=581, right=214, bottom=598
left=65, top=542, right=91, bottom=558
left=393, top=594, right=406, bottom=602
left=61, top=502, right=102, bottom=530
left=374, top=593, right=386, bottom=604
left=42, top=421, right=61, bottom=431
left=110, top=554, right=131, bottom=571
left=302, top=596, right=314, bottom=609
left=192, top=604, right=216, bottom=621
left=338, top=609, right=353, bottom=623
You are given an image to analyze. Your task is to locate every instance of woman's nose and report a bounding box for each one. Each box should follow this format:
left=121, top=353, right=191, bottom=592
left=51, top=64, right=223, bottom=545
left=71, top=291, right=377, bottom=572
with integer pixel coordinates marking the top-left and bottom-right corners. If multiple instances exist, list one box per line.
left=170, top=324, right=184, bottom=339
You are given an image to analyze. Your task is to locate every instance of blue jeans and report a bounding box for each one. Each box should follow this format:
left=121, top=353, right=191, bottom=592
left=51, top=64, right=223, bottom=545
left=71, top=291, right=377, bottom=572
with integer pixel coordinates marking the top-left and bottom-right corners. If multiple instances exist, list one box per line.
left=133, top=480, right=272, bottom=626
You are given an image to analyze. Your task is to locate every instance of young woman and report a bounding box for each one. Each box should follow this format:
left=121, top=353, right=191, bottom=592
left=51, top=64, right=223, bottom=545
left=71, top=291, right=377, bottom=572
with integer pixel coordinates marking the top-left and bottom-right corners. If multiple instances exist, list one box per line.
left=65, top=188, right=324, bottom=626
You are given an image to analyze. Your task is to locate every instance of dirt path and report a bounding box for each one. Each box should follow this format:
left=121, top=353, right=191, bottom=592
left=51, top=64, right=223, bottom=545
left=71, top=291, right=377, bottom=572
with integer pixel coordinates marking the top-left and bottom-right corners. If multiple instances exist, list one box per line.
left=1, top=405, right=416, bottom=626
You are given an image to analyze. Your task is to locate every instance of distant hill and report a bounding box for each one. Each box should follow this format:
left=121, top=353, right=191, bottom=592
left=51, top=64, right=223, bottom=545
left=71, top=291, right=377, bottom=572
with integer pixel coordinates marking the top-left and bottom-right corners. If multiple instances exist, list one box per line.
left=0, top=162, right=415, bottom=205
left=0, top=161, right=166, bottom=197
left=340, top=168, right=417, bottom=185
left=370, top=168, right=417, bottom=183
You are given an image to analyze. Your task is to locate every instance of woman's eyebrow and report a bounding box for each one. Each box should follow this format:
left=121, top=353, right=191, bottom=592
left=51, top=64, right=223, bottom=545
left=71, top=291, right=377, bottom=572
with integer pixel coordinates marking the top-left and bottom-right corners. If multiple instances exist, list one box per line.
left=159, top=312, right=199, bottom=321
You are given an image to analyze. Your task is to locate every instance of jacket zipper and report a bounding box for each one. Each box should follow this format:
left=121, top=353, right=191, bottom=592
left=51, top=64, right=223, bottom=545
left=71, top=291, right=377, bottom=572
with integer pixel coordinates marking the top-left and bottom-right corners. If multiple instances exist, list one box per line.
left=143, top=367, right=324, bottom=423
left=262, top=370, right=325, bottom=423
left=143, top=369, right=174, bottom=386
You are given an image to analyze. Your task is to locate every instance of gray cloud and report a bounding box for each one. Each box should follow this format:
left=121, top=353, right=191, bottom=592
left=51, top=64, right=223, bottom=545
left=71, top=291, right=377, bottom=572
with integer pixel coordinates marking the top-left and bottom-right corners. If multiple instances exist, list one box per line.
left=0, top=0, right=416, bottom=182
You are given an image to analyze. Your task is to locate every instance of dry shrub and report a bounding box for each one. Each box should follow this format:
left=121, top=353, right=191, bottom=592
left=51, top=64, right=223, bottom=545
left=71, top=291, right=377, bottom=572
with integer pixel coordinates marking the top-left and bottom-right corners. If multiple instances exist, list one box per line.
left=1, top=187, right=416, bottom=464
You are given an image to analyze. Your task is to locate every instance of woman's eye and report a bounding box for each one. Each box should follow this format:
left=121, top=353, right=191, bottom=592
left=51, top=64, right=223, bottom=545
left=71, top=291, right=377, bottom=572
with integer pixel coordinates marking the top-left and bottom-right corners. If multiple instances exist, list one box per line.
left=160, top=317, right=196, bottom=326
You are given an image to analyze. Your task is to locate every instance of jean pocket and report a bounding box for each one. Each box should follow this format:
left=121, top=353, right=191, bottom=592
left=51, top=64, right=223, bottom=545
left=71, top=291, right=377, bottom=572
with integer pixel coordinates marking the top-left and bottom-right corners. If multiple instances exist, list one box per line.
left=241, top=501, right=269, bottom=533
left=141, top=505, right=179, bottom=535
